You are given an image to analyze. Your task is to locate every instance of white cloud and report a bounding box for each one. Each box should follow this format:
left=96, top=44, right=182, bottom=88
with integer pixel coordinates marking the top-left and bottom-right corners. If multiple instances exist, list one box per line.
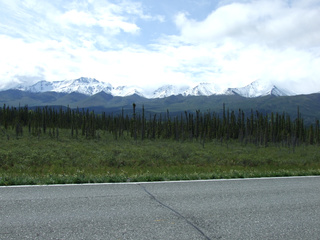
left=0, top=33, right=189, bottom=91
left=174, top=0, right=320, bottom=48
left=61, top=10, right=97, bottom=27
left=59, top=6, right=140, bottom=34
left=0, top=0, right=319, bottom=95
left=168, top=0, right=320, bottom=93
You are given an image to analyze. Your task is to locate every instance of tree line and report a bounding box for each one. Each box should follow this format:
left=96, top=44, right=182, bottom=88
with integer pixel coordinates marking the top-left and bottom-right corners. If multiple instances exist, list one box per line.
left=0, top=103, right=319, bottom=146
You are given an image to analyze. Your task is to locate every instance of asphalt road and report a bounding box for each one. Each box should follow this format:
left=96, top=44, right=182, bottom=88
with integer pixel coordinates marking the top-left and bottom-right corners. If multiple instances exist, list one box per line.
left=1, top=176, right=320, bottom=240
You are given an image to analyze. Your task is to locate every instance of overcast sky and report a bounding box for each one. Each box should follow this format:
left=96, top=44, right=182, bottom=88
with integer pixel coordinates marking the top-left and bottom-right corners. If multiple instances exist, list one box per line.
left=0, top=0, right=319, bottom=94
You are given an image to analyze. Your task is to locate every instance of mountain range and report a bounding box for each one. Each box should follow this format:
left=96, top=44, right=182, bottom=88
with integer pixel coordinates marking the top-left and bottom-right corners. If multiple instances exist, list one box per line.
left=1, top=77, right=319, bottom=125
left=12, top=77, right=293, bottom=98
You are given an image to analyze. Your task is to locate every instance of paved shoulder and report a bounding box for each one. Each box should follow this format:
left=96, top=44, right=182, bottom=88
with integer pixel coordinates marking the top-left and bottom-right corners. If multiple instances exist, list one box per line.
left=1, top=177, right=320, bottom=239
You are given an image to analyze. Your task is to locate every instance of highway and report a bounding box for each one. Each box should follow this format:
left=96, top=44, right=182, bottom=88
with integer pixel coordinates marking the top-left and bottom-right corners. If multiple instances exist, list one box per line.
left=1, top=176, right=320, bottom=239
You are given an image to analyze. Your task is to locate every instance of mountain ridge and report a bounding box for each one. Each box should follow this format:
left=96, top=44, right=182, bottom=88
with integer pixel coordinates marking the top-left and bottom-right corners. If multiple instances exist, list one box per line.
left=11, top=77, right=295, bottom=98
left=0, top=89, right=319, bottom=125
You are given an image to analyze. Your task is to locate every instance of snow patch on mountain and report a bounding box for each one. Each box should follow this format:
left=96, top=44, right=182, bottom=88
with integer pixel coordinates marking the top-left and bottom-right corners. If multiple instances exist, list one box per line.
left=226, top=79, right=294, bottom=98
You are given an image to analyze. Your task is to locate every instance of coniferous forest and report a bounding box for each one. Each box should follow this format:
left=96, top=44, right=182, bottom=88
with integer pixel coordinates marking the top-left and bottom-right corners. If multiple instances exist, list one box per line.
left=1, top=103, right=320, bottom=185
left=1, top=103, right=319, bottom=145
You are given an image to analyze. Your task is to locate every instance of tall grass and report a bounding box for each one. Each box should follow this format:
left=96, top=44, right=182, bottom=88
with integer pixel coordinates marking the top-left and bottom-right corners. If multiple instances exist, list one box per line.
left=1, top=128, right=319, bottom=185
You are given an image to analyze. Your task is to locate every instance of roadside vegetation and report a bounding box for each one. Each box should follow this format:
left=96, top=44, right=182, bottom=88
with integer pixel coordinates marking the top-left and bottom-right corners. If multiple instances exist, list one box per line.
left=0, top=104, right=319, bottom=185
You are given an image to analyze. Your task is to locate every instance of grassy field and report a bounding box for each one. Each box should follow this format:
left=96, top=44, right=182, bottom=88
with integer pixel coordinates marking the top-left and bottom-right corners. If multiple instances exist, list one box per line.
left=1, top=128, right=320, bottom=185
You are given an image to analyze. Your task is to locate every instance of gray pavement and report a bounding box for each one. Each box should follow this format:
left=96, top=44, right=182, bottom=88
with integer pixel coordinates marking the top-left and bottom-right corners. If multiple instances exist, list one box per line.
left=1, top=176, right=320, bottom=239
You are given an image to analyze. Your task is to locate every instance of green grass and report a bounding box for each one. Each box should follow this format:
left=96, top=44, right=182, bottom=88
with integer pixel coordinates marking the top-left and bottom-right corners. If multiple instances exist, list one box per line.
left=1, top=128, right=320, bottom=185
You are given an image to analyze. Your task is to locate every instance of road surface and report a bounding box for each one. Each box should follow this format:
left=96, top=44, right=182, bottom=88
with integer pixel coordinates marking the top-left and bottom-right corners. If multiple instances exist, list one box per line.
left=1, top=176, right=320, bottom=239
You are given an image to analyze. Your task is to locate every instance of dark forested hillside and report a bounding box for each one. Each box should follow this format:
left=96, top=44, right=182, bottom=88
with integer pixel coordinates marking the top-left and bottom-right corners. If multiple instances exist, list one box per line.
left=0, top=90, right=319, bottom=125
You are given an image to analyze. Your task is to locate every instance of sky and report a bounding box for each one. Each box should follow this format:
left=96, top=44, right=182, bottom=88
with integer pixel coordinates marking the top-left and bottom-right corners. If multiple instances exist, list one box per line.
left=0, top=0, right=319, bottom=94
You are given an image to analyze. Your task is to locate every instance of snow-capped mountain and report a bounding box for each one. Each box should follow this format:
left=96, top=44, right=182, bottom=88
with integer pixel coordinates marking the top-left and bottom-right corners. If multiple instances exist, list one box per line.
left=152, top=85, right=189, bottom=98
left=183, top=83, right=226, bottom=96
left=17, top=77, right=113, bottom=96
left=24, top=80, right=55, bottom=92
left=12, top=77, right=293, bottom=98
left=226, top=79, right=294, bottom=98
left=112, top=86, right=145, bottom=97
